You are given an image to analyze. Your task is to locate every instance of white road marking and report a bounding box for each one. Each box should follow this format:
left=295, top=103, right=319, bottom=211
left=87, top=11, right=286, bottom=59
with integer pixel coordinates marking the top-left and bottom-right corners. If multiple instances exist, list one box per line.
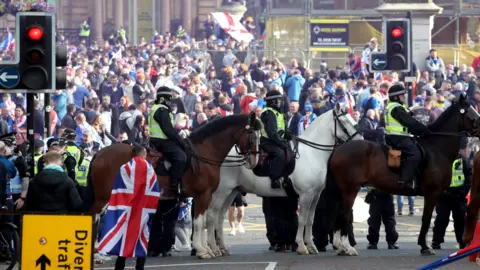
left=265, top=262, right=277, bottom=270
left=96, top=261, right=275, bottom=269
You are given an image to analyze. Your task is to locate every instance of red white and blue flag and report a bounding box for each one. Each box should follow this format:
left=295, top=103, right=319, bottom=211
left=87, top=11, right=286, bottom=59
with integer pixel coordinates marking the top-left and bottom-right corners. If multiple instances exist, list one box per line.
left=97, top=157, right=160, bottom=258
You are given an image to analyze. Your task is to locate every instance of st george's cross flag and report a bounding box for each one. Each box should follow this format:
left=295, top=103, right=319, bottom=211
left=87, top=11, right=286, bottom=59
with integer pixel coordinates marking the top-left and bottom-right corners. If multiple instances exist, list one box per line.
left=97, top=156, right=160, bottom=258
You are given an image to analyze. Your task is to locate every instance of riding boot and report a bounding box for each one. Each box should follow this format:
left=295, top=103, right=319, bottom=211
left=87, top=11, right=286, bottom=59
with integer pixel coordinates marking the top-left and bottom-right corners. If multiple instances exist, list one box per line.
left=399, top=162, right=416, bottom=190
left=271, top=178, right=281, bottom=189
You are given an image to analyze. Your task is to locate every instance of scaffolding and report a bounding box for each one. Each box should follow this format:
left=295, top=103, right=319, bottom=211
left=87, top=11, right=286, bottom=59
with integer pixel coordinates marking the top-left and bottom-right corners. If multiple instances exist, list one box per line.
left=263, top=0, right=480, bottom=69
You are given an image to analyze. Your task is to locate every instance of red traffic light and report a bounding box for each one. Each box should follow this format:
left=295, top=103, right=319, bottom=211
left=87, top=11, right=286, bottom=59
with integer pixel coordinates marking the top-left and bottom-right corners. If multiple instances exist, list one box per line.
left=27, top=26, right=44, bottom=41
left=391, top=27, right=403, bottom=38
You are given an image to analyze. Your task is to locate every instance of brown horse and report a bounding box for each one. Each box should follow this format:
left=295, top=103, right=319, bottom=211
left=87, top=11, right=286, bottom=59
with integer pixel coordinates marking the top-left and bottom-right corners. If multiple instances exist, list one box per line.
left=464, top=150, right=480, bottom=246
left=84, top=113, right=262, bottom=259
left=320, top=94, right=480, bottom=256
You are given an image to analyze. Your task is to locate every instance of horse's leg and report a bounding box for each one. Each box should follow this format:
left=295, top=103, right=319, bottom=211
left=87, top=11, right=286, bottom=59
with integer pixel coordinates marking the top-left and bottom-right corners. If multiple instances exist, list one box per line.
left=296, top=191, right=314, bottom=255
left=207, top=193, right=228, bottom=257
left=217, top=191, right=239, bottom=256
left=201, top=214, right=215, bottom=257
left=418, top=192, right=439, bottom=255
left=305, top=192, right=322, bottom=254
left=337, top=190, right=358, bottom=256
left=193, top=192, right=213, bottom=259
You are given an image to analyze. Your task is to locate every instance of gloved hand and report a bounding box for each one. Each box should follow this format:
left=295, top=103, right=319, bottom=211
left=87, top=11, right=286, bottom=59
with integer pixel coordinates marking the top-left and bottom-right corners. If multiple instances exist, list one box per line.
left=284, top=130, right=294, bottom=140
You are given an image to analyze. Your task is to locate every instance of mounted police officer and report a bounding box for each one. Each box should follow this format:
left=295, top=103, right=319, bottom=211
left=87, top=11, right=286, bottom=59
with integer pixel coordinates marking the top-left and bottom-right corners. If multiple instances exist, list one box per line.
left=62, top=129, right=89, bottom=186
left=432, top=152, right=471, bottom=250
left=149, top=86, right=187, bottom=194
left=260, top=90, right=292, bottom=189
left=384, top=84, right=431, bottom=190
left=37, top=138, right=76, bottom=182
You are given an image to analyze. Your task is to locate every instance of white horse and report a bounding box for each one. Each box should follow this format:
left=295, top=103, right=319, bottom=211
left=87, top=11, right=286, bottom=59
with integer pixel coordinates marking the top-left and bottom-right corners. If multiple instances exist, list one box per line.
left=204, top=102, right=363, bottom=257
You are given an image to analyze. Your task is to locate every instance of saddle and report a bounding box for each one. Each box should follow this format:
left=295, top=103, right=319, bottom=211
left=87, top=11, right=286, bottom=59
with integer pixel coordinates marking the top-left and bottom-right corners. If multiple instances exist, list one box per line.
left=253, top=146, right=295, bottom=177
left=383, top=139, right=426, bottom=169
left=146, top=145, right=171, bottom=176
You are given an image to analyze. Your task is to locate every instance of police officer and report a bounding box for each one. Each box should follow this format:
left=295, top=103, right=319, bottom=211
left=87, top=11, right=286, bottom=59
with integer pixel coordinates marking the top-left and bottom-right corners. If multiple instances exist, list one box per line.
left=432, top=152, right=471, bottom=250
left=260, top=90, right=292, bottom=189
left=62, top=129, right=89, bottom=186
left=37, top=138, right=76, bottom=181
left=33, top=139, right=45, bottom=176
left=149, top=86, right=187, bottom=194
left=384, top=84, right=431, bottom=190
left=365, top=188, right=399, bottom=249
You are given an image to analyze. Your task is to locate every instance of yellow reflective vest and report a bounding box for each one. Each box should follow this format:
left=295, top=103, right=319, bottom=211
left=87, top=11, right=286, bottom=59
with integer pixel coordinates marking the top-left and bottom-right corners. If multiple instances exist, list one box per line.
left=384, top=102, right=410, bottom=136
left=261, top=107, right=285, bottom=139
left=451, top=158, right=465, bottom=187
left=149, top=104, right=174, bottom=139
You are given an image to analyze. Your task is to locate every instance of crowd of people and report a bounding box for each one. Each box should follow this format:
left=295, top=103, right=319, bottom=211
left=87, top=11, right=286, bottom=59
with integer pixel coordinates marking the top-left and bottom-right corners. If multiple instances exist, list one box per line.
left=0, top=10, right=476, bottom=265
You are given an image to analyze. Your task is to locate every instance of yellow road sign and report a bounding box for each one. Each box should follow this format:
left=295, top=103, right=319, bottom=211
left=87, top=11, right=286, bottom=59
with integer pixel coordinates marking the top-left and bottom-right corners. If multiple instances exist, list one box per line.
left=21, top=214, right=94, bottom=270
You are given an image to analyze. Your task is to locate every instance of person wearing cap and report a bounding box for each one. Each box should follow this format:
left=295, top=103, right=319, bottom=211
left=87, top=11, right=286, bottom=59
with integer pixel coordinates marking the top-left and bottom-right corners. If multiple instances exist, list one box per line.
left=149, top=86, right=187, bottom=194
left=37, top=138, right=77, bottom=183
left=63, top=128, right=89, bottom=186
left=80, top=129, right=101, bottom=157
left=384, top=84, right=431, bottom=190
left=33, top=139, right=44, bottom=175
left=260, top=90, right=292, bottom=189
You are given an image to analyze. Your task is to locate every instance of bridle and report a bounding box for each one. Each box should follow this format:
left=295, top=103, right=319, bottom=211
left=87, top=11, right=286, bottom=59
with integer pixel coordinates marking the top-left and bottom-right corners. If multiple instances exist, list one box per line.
left=294, top=109, right=361, bottom=152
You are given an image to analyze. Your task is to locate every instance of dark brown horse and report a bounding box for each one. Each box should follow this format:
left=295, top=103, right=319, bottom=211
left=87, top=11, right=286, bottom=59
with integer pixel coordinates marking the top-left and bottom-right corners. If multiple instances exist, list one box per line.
left=320, top=94, right=480, bottom=256
left=464, top=150, right=480, bottom=246
left=84, top=113, right=262, bottom=259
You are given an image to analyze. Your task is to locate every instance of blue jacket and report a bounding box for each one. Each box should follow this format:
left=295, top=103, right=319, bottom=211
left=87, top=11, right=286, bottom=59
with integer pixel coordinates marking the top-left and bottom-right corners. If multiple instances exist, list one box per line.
left=52, top=91, right=67, bottom=120
left=285, top=75, right=305, bottom=102
left=73, top=86, right=91, bottom=108
left=0, top=155, right=17, bottom=179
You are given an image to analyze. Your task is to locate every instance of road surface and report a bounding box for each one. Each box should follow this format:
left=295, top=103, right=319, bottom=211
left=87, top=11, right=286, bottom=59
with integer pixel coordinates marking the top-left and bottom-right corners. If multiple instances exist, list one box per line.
left=94, top=192, right=479, bottom=270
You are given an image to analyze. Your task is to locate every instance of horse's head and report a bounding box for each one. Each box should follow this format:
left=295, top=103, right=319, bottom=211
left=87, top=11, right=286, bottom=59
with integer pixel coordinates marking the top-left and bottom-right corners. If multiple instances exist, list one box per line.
left=452, top=93, right=480, bottom=136
left=235, top=112, right=262, bottom=169
left=332, top=102, right=363, bottom=144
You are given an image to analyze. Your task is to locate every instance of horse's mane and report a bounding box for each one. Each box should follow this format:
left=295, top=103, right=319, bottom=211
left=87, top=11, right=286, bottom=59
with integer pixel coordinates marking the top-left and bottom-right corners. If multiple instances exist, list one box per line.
left=427, top=102, right=457, bottom=132
left=189, top=114, right=250, bottom=144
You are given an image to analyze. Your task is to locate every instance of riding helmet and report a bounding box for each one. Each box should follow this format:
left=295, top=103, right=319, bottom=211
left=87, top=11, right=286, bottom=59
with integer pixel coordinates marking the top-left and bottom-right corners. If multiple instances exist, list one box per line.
left=388, top=84, right=407, bottom=98
left=156, top=86, right=172, bottom=100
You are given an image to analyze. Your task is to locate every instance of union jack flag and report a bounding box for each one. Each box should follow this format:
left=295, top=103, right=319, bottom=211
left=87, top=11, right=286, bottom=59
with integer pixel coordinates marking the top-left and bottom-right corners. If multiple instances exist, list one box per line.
left=97, top=157, right=160, bottom=258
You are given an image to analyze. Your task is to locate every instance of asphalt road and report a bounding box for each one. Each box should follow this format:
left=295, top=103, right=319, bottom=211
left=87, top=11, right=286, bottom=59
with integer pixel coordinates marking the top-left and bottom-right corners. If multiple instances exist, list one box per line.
left=93, top=192, right=480, bottom=270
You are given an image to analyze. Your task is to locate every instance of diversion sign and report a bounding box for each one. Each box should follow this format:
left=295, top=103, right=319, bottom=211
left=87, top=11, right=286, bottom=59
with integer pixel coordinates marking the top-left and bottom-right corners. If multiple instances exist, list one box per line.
left=310, top=19, right=349, bottom=48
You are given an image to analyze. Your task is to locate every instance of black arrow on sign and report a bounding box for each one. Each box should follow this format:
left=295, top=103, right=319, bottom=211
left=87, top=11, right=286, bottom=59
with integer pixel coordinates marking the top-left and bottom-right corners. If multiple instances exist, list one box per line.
left=36, top=254, right=50, bottom=270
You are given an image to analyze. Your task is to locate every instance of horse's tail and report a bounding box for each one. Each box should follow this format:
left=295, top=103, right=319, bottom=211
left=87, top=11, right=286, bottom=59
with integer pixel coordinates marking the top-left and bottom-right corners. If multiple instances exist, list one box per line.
left=319, top=152, right=341, bottom=232
left=82, top=153, right=97, bottom=212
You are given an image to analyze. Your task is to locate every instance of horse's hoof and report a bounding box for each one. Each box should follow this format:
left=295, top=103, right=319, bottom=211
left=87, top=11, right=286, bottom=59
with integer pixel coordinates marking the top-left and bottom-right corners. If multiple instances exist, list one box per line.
left=307, top=246, right=319, bottom=254
left=220, top=248, right=230, bottom=256
left=212, top=248, right=222, bottom=257
left=345, top=247, right=358, bottom=256
left=296, top=247, right=309, bottom=255
left=336, top=249, right=347, bottom=256
left=421, top=248, right=435, bottom=256
left=197, top=252, right=212, bottom=259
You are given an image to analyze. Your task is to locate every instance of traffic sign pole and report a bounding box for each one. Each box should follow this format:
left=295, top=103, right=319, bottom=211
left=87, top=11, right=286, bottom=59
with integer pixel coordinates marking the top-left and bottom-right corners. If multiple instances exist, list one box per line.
left=27, top=93, right=35, bottom=179
left=407, top=11, right=414, bottom=107
left=45, top=93, right=51, bottom=138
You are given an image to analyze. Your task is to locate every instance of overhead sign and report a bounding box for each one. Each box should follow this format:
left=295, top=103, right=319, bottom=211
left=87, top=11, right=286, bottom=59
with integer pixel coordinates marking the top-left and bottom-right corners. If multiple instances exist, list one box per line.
left=0, top=66, right=20, bottom=89
left=310, top=19, right=349, bottom=48
left=22, top=214, right=94, bottom=270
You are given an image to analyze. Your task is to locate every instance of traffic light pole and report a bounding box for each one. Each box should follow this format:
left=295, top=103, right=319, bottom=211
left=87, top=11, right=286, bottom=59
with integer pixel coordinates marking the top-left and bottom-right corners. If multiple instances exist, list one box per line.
left=26, top=93, right=35, bottom=178
left=407, top=11, right=414, bottom=107
left=44, top=93, right=51, bottom=138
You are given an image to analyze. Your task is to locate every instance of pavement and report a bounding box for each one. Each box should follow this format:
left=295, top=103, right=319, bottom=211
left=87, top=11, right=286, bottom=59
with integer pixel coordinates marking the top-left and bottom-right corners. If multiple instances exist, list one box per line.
left=93, top=193, right=479, bottom=270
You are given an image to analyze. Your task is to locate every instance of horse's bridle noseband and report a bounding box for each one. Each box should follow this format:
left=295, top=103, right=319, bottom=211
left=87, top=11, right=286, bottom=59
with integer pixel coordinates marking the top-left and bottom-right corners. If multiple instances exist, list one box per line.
left=332, top=109, right=361, bottom=146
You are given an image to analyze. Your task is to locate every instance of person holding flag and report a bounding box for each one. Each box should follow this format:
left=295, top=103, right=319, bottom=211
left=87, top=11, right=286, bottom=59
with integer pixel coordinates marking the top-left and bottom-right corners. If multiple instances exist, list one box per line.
left=97, top=145, right=160, bottom=270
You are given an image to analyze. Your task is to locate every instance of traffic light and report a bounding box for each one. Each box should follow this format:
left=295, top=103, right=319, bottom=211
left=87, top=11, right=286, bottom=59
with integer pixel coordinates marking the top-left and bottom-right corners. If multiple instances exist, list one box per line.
left=385, top=18, right=411, bottom=72
left=16, top=12, right=67, bottom=91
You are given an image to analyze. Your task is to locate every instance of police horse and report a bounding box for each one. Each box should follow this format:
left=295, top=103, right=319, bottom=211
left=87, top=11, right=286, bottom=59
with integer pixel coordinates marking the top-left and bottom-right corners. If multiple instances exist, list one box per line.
left=204, top=102, right=363, bottom=257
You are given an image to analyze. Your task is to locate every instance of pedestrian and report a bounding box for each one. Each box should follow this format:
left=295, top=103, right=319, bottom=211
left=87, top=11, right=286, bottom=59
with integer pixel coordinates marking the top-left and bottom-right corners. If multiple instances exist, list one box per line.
left=97, top=146, right=159, bottom=270
left=396, top=195, right=415, bottom=216
left=432, top=151, right=471, bottom=249
left=365, top=188, right=399, bottom=250
left=228, top=193, right=247, bottom=236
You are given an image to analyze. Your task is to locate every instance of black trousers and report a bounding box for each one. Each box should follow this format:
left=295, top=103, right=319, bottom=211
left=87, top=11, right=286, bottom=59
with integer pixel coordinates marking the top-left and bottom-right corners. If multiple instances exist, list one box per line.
left=432, top=193, right=466, bottom=246
left=114, top=256, right=146, bottom=270
left=366, top=191, right=398, bottom=245
left=260, top=140, right=286, bottom=180
left=148, top=199, right=179, bottom=254
left=263, top=197, right=298, bottom=246
left=388, top=136, right=421, bottom=183
left=150, top=139, right=187, bottom=185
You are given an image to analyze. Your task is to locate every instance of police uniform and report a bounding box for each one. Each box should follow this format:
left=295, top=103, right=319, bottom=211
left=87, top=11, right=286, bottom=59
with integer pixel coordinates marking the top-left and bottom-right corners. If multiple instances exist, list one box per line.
left=432, top=155, right=471, bottom=249
left=365, top=188, right=399, bottom=249
left=149, top=87, right=187, bottom=192
left=384, top=85, right=430, bottom=189
left=64, top=140, right=89, bottom=186
left=260, top=90, right=290, bottom=189
left=37, top=139, right=76, bottom=181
